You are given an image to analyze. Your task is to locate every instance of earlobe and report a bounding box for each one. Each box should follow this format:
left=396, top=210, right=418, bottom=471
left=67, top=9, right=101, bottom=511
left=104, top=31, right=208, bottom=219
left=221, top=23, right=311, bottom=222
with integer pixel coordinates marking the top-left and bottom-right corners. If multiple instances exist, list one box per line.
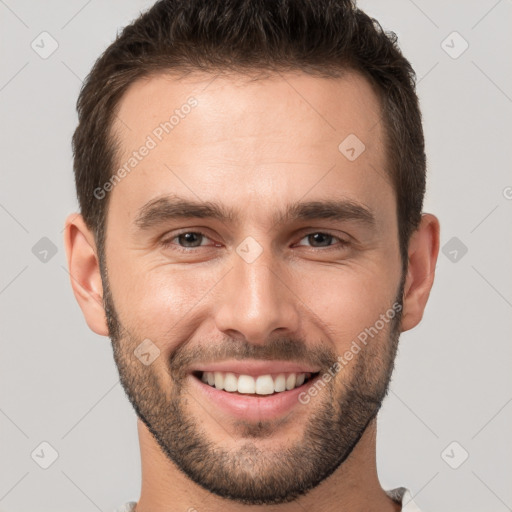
left=400, top=213, right=440, bottom=332
left=63, top=213, right=109, bottom=336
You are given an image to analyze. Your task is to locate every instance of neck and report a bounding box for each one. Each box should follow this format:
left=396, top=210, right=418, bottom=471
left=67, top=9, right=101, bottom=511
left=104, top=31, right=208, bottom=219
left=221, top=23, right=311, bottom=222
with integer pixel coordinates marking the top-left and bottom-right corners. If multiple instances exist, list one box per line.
left=133, top=417, right=401, bottom=512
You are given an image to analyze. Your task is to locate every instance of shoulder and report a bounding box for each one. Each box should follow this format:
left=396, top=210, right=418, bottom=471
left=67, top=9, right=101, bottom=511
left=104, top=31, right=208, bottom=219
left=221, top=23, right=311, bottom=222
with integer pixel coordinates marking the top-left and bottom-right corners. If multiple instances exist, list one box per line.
left=112, top=502, right=137, bottom=512
left=386, top=487, right=423, bottom=511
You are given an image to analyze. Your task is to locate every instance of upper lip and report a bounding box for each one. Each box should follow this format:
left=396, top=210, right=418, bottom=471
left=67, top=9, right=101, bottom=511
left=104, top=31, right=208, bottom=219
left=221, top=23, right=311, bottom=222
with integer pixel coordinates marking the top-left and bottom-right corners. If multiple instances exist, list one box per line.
left=190, top=359, right=321, bottom=376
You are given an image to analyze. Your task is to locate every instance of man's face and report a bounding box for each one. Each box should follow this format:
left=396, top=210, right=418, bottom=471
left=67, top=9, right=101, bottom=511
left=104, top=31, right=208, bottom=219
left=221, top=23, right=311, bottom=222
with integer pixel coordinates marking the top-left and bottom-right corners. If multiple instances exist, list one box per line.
left=102, top=71, right=404, bottom=504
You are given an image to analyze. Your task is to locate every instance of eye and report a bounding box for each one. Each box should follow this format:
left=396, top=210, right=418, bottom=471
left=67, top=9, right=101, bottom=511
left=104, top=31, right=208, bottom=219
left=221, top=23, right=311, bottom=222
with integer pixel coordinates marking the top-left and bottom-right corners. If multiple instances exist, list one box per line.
left=161, top=231, right=217, bottom=251
left=295, top=232, right=349, bottom=250
left=160, top=230, right=350, bottom=254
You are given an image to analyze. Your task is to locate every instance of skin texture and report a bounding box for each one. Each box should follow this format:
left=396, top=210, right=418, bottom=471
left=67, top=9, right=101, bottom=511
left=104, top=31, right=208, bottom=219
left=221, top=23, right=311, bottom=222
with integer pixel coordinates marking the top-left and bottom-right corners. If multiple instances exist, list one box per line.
left=64, top=70, right=440, bottom=512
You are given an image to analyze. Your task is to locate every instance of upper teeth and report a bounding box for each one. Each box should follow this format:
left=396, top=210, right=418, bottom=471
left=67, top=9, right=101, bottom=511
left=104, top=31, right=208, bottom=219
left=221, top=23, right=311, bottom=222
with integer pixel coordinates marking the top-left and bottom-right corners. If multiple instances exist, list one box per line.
left=200, top=371, right=311, bottom=395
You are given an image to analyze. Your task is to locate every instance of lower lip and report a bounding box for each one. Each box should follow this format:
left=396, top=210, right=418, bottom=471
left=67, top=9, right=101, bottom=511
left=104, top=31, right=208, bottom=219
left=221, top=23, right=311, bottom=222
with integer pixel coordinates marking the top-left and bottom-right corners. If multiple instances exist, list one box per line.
left=188, top=373, right=321, bottom=422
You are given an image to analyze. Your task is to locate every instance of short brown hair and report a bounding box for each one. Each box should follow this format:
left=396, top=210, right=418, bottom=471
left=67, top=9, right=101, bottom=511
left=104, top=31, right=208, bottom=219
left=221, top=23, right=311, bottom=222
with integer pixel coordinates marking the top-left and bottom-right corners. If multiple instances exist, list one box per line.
left=72, top=0, right=426, bottom=274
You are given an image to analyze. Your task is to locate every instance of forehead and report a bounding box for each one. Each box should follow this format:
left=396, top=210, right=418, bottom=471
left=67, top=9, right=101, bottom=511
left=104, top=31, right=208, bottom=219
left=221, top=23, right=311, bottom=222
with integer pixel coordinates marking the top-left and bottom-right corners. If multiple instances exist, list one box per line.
left=108, top=70, right=392, bottom=228
left=113, top=69, right=385, bottom=153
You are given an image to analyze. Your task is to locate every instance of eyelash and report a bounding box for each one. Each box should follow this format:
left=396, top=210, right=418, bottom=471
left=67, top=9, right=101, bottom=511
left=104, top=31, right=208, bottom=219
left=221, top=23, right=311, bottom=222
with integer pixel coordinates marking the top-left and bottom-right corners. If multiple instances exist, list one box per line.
left=160, top=230, right=350, bottom=253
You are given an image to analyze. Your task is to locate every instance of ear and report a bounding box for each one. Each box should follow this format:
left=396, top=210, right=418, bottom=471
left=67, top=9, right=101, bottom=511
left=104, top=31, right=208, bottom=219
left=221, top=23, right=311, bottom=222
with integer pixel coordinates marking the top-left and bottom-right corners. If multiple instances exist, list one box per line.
left=63, top=213, right=109, bottom=336
left=400, top=213, right=440, bottom=332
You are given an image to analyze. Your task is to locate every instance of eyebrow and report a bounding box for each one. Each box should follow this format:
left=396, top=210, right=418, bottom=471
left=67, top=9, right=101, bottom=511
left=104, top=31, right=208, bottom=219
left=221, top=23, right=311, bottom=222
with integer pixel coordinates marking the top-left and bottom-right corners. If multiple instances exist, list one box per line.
left=134, top=195, right=376, bottom=231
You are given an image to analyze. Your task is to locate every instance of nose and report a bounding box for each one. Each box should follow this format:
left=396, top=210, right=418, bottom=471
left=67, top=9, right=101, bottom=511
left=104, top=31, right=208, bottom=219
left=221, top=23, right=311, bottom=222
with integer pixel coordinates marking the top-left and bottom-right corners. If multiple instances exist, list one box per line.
left=213, top=243, right=301, bottom=344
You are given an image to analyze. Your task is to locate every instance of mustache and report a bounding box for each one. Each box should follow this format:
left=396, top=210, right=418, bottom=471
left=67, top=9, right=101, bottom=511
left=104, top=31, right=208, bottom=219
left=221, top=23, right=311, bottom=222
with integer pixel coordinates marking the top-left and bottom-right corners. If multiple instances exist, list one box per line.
left=168, top=336, right=338, bottom=380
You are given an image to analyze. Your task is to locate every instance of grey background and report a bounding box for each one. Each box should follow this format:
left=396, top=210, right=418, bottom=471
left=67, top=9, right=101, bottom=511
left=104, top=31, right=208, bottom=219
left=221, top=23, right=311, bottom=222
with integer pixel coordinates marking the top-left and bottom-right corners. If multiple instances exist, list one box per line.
left=1, top=1, right=511, bottom=511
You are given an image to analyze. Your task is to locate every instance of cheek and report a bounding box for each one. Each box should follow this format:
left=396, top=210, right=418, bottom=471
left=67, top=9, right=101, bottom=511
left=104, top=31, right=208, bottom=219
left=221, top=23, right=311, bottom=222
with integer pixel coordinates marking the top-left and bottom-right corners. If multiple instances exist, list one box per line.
left=291, top=264, right=398, bottom=344
left=108, top=259, right=224, bottom=341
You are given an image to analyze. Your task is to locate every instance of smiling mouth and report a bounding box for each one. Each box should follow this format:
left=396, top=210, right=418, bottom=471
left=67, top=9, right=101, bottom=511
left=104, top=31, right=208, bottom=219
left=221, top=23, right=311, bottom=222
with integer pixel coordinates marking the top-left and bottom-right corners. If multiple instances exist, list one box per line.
left=192, top=370, right=321, bottom=396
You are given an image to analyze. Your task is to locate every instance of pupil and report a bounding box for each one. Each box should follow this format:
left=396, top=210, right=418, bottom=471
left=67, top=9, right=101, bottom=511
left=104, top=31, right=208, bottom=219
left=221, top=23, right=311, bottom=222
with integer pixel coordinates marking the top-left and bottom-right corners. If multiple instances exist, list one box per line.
left=310, top=233, right=331, bottom=247
left=179, top=233, right=201, bottom=247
